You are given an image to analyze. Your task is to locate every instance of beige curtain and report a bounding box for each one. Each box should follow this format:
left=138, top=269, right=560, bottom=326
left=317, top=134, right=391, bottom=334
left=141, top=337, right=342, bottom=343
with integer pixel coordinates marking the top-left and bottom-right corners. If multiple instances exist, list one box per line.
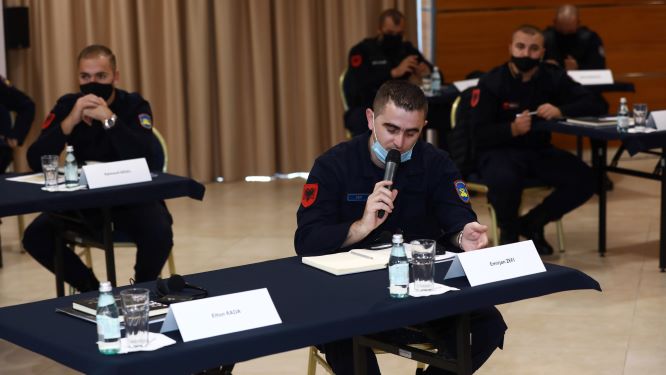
left=7, top=0, right=416, bottom=182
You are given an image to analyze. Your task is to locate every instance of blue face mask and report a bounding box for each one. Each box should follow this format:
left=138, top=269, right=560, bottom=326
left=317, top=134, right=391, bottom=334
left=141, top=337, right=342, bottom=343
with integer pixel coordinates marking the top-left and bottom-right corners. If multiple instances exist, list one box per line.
left=371, top=117, right=414, bottom=164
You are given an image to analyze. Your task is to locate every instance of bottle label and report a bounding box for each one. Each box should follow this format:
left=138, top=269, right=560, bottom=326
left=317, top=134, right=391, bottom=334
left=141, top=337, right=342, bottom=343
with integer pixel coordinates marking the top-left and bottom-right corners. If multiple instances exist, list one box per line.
left=389, top=263, right=409, bottom=285
left=96, top=315, right=121, bottom=339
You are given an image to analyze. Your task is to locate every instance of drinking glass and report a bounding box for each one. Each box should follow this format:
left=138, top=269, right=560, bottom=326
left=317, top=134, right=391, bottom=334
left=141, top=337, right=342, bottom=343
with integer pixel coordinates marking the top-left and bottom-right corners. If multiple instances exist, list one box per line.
left=633, top=103, right=648, bottom=130
left=40, top=155, right=59, bottom=192
left=409, top=239, right=436, bottom=292
left=120, top=288, right=150, bottom=348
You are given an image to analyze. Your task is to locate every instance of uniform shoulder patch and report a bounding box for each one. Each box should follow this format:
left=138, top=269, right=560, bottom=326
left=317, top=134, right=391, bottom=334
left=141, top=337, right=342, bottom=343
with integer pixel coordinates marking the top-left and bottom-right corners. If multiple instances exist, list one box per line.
left=138, top=113, right=152, bottom=129
left=301, top=183, right=318, bottom=208
left=454, top=180, right=470, bottom=203
left=470, top=88, right=480, bottom=108
left=41, top=112, right=56, bottom=129
left=350, top=54, right=362, bottom=68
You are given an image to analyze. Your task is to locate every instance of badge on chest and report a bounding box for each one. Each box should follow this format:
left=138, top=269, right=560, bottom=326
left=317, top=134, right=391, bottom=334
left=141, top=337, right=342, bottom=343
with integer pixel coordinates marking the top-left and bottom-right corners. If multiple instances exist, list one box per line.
left=347, top=193, right=369, bottom=202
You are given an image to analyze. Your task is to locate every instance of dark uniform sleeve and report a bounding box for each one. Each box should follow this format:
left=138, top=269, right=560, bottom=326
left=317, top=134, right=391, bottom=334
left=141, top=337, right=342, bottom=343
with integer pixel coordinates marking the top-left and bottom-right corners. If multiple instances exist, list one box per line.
left=0, top=77, right=35, bottom=145
left=344, top=42, right=393, bottom=109
left=106, top=95, right=155, bottom=166
left=470, top=78, right=514, bottom=150
left=432, top=156, right=477, bottom=239
left=294, top=157, right=355, bottom=256
left=552, top=69, right=606, bottom=117
left=26, top=96, right=75, bottom=171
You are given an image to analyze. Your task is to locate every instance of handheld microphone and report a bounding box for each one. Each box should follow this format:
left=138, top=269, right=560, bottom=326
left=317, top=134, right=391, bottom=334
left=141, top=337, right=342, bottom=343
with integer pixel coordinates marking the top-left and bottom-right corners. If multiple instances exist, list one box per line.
left=156, top=274, right=208, bottom=300
left=378, top=149, right=401, bottom=219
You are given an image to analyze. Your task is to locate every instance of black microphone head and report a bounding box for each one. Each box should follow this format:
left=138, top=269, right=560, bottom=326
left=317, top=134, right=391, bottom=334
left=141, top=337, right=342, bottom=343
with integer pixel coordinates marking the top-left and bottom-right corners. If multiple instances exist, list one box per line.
left=167, top=274, right=186, bottom=292
left=386, top=149, right=401, bottom=164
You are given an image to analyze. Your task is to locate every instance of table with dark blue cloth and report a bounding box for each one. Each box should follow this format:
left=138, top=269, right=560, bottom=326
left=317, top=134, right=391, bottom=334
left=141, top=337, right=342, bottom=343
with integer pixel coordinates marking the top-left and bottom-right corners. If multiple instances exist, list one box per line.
left=0, top=172, right=205, bottom=292
left=535, top=120, right=666, bottom=270
left=0, top=257, right=600, bottom=374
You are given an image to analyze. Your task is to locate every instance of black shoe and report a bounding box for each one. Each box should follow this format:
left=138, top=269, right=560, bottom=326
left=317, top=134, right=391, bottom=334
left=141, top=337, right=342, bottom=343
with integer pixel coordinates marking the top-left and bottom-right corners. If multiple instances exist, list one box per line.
left=499, top=231, right=518, bottom=245
left=519, top=224, right=553, bottom=255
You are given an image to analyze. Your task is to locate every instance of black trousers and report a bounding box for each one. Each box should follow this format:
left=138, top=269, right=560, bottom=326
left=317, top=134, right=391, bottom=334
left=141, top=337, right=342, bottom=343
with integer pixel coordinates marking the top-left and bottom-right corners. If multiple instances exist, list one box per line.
left=321, top=307, right=506, bottom=375
left=477, top=147, right=595, bottom=235
left=22, top=201, right=173, bottom=291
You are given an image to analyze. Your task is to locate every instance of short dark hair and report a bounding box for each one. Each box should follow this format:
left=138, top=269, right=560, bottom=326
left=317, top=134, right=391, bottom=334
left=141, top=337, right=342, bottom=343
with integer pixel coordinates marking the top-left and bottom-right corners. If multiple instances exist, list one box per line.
left=78, top=44, right=117, bottom=71
left=378, top=9, right=404, bottom=28
left=512, top=24, right=544, bottom=39
left=373, top=80, right=428, bottom=117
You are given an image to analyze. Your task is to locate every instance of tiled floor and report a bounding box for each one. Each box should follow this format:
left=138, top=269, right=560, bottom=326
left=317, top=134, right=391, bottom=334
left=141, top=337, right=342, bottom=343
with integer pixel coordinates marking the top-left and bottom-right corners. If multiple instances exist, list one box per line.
left=1, top=154, right=665, bottom=374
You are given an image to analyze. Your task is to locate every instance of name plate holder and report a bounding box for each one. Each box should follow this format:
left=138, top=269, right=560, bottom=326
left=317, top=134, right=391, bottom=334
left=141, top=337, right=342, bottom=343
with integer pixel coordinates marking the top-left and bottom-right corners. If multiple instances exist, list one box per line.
left=444, top=240, right=546, bottom=287
left=567, top=69, right=614, bottom=85
left=647, top=110, right=666, bottom=131
left=160, top=288, right=282, bottom=342
left=80, top=158, right=152, bottom=189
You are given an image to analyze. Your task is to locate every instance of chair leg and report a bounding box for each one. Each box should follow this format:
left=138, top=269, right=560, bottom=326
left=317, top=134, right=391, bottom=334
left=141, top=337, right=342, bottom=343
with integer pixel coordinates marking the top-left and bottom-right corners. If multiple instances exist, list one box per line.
left=556, top=219, right=566, bottom=253
left=17, top=215, right=26, bottom=253
left=307, top=346, right=318, bottom=375
left=167, top=251, right=176, bottom=275
left=487, top=204, right=499, bottom=247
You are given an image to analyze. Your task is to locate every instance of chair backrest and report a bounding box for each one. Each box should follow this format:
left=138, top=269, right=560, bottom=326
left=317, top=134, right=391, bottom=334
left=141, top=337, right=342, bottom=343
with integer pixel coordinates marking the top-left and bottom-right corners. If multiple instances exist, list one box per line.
left=339, top=68, right=349, bottom=112
left=150, top=128, right=168, bottom=173
left=447, top=87, right=477, bottom=177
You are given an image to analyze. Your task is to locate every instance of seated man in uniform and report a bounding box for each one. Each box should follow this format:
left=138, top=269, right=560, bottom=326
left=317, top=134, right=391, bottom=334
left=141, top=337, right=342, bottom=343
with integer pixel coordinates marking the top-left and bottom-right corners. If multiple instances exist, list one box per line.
left=470, top=25, right=604, bottom=255
left=543, top=4, right=606, bottom=71
left=295, top=80, right=506, bottom=375
left=343, top=8, right=432, bottom=137
left=0, top=75, right=35, bottom=173
left=23, top=45, right=173, bottom=292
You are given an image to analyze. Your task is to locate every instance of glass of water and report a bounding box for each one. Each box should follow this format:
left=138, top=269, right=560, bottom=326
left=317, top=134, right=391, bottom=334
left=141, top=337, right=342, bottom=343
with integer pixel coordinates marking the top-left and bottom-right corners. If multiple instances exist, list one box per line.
left=409, top=239, right=436, bottom=292
left=40, top=155, right=59, bottom=192
left=120, top=288, right=150, bottom=348
left=633, top=103, right=648, bottom=130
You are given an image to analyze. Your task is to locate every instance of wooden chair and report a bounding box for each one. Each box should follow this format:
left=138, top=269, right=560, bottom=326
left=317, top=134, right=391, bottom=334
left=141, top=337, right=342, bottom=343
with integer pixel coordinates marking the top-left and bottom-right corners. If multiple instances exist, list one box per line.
left=67, top=128, right=176, bottom=292
left=307, top=343, right=432, bottom=375
left=450, top=95, right=565, bottom=251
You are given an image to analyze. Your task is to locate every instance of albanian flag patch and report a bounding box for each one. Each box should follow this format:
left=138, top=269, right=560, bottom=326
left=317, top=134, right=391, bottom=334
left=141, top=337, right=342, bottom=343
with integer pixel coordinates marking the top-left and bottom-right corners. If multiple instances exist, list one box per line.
left=301, top=183, right=319, bottom=208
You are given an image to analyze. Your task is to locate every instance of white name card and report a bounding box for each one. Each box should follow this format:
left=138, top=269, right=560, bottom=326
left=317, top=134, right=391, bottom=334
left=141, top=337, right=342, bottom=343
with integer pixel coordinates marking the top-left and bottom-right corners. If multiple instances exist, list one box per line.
left=444, top=240, right=546, bottom=287
left=81, top=158, right=151, bottom=189
left=567, top=69, right=614, bottom=85
left=453, top=78, right=479, bottom=92
left=160, top=288, right=282, bottom=342
left=647, top=110, right=666, bottom=131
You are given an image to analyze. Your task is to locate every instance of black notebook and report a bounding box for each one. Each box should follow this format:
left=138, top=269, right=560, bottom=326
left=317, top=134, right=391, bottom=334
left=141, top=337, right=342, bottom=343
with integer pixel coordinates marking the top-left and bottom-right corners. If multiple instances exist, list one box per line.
left=72, top=294, right=169, bottom=317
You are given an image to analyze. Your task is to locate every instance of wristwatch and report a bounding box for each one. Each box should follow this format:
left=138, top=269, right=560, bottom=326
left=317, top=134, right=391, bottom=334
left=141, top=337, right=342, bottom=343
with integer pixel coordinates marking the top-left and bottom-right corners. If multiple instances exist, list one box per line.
left=103, top=114, right=117, bottom=130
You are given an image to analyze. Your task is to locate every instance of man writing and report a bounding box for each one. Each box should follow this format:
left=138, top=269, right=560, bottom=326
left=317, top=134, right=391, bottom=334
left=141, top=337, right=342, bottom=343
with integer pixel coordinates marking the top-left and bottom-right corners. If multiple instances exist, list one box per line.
left=296, top=80, right=505, bottom=374
left=470, top=25, right=604, bottom=254
left=23, top=45, right=173, bottom=292
left=343, top=9, right=432, bottom=137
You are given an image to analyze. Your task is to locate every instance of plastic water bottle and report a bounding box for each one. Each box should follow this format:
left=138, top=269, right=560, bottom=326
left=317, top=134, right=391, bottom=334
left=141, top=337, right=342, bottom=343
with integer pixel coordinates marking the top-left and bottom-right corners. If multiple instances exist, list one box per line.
left=64, top=145, right=78, bottom=188
left=431, top=67, right=442, bottom=93
left=617, top=97, right=630, bottom=132
left=96, top=281, right=121, bottom=355
left=388, top=234, right=409, bottom=298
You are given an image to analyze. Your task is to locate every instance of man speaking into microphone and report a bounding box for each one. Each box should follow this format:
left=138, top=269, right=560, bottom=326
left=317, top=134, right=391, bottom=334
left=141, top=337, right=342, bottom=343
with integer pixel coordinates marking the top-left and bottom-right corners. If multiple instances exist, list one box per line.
left=295, top=80, right=506, bottom=375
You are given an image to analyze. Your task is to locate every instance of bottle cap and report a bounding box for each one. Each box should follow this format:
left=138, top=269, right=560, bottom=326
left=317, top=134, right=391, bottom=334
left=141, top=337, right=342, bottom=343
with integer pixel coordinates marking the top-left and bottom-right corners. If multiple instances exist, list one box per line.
left=66, top=145, right=74, bottom=152
left=392, top=234, right=404, bottom=243
left=99, top=281, right=112, bottom=292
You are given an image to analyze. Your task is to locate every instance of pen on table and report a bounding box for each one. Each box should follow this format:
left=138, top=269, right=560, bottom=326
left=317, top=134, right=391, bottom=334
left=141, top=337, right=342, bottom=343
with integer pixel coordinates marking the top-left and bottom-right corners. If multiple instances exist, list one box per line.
left=515, top=111, right=538, bottom=118
left=369, top=243, right=391, bottom=250
left=350, top=251, right=374, bottom=260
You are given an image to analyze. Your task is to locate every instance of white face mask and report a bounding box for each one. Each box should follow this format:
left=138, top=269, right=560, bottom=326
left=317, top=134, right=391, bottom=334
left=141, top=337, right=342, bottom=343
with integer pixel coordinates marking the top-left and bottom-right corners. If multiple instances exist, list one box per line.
left=371, top=115, right=414, bottom=164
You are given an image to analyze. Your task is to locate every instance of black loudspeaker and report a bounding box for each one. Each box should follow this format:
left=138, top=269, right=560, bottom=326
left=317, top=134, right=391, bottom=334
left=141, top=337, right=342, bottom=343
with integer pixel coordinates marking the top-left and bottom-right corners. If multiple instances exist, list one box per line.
left=4, top=7, right=30, bottom=49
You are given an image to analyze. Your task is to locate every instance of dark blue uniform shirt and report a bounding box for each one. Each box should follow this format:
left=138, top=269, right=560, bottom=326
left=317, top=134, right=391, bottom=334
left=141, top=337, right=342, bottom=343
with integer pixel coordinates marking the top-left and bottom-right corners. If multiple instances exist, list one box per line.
left=295, top=133, right=476, bottom=256
left=27, top=89, right=157, bottom=172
